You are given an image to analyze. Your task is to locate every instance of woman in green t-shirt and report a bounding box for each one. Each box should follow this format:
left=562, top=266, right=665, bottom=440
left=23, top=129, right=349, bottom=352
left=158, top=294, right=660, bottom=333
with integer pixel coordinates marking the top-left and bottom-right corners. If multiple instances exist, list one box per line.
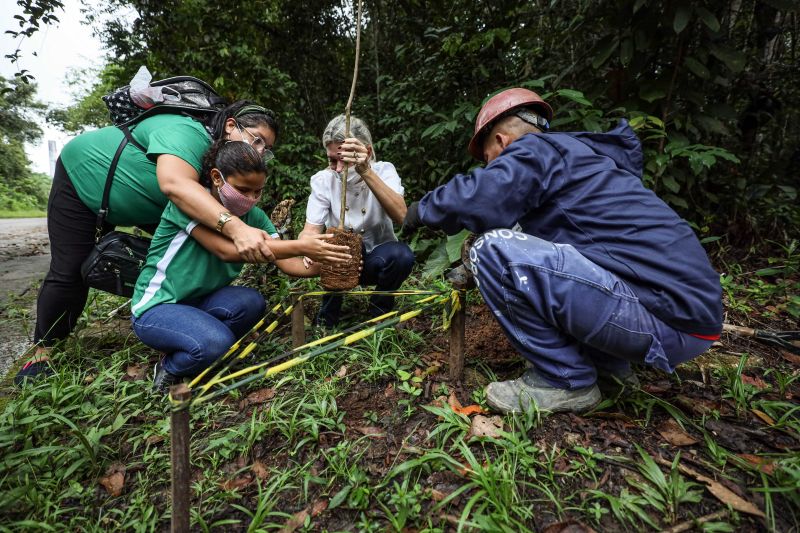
left=131, top=140, right=351, bottom=392
left=18, top=101, right=288, bottom=385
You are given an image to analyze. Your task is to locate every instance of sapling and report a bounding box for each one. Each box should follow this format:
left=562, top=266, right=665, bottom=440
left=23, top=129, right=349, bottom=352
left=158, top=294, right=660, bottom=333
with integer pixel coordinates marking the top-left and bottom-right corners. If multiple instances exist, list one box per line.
left=320, top=0, right=365, bottom=290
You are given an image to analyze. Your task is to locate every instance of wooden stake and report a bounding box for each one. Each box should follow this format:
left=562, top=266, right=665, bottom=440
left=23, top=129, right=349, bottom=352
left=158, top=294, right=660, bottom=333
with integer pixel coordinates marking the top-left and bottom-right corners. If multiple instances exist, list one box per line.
left=291, top=289, right=305, bottom=348
left=449, top=289, right=466, bottom=381
left=170, top=384, right=192, bottom=533
left=338, top=0, right=364, bottom=229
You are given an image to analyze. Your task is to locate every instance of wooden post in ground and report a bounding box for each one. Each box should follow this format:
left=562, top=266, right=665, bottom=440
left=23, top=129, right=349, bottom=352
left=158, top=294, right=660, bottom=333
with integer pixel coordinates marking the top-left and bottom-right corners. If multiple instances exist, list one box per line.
left=170, top=384, right=192, bottom=533
left=449, top=288, right=467, bottom=381
left=291, top=289, right=305, bottom=348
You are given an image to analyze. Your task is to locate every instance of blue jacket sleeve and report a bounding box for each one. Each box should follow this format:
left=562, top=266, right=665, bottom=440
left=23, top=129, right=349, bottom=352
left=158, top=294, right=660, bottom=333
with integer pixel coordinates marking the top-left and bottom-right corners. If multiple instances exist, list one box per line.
left=417, top=134, right=564, bottom=235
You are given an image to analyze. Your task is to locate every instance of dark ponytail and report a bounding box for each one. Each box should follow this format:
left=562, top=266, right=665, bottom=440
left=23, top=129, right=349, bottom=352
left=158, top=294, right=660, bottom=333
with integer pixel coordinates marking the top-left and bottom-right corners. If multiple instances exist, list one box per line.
left=205, top=100, right=280, bottom=140
left=201, top=140, right=266, bottom=188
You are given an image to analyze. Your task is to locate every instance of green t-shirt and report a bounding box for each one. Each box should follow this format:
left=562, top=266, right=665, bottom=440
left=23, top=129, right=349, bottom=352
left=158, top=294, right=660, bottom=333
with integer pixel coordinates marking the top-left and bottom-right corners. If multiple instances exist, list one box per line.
left=131, top=203, right=278, bottom=317
left=61, top=114, right=212, bottom=226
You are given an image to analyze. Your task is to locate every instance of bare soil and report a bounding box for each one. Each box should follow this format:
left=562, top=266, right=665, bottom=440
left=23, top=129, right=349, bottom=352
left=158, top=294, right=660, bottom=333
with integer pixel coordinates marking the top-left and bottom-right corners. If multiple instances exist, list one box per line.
left=0, top=217, right=49, bottom=377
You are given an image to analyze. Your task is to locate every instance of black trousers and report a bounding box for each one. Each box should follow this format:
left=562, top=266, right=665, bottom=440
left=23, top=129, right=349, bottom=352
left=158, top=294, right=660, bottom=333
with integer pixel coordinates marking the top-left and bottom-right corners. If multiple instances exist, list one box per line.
left=34, top=158, right=112, bottom=345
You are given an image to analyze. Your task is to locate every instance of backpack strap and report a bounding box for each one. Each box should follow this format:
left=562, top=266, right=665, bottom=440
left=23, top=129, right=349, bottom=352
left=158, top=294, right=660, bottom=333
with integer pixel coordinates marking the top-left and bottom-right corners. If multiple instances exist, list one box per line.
left=120, top=124, right=146, bottom=152
left=95, top=132, right=133, bottom=242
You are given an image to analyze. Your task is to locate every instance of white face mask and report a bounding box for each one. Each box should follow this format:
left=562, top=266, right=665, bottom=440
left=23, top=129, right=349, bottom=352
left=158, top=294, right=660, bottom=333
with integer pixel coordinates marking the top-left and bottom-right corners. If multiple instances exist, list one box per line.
left=330, top=165, right=362, bottom=184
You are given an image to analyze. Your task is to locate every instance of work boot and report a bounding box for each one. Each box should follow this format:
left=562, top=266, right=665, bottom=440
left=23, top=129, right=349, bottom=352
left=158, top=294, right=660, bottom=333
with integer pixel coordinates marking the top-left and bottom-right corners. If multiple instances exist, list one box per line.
left=486, top=367, right=601, bottom=414
left=596, top=369, right=640, bottom=397
left=152, top=359, right=180, bottom=394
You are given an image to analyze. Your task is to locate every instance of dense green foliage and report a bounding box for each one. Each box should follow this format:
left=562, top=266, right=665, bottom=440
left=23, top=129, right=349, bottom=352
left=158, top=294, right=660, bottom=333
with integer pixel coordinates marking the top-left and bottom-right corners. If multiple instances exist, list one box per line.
left=0, top=76, right=49, bottom=213
left=68, top=0, right=799, bottom=246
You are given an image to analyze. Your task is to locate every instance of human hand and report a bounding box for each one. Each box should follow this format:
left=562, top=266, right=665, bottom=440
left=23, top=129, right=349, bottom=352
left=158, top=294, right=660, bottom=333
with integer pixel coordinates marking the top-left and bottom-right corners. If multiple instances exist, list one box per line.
left=300, top=234, right=352, bottom=263
left=302, top=256, right=314, bottom=269
left=230, top=222, right=272, bottom=262
left=400, top=201, right=422, bottom=236
left=339, top=137, right=371, bottom=175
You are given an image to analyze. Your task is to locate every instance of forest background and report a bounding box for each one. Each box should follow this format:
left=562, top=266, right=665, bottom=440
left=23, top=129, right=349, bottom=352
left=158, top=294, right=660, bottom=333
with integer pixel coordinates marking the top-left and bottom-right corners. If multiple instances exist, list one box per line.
left=4, top=0, right=799, bottom=248
left=2, top=1, right=799, bottom=530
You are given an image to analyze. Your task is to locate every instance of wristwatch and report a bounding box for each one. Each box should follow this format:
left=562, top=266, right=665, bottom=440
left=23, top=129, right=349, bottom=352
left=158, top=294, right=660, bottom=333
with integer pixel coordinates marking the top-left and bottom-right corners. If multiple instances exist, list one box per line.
left=216, top=211, right=233, bottom=232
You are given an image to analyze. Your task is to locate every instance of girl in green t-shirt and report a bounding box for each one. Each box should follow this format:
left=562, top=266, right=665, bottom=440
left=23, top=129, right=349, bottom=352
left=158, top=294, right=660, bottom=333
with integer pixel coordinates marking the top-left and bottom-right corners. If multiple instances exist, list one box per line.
left=131, top=141, right=351, bottom=392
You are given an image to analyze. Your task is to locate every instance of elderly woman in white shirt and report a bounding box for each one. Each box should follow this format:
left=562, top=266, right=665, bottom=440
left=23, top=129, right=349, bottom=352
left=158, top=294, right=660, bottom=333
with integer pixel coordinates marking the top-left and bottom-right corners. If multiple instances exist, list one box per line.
left=300, top=114, right=415, bottom=327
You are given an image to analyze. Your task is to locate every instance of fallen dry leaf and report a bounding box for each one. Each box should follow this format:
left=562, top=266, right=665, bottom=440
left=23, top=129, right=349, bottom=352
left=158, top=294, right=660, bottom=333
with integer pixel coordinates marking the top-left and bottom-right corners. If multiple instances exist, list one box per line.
left=252, top=460, right=269, bottom=480
left=353, top=426, right=385, bottom=438
left=220, top=474, right=253, bottom=491
left=145, top=434, right=165, bottom=446
left=468, top=415, right=504, bottom=439
left=420, top=351, right=446, bottom=365
left=453, top=404, right=487, bottom=416
left=737, top=454, right=776, bottom=475
left=675, top=394, right=719, bottom=416
left=751, top=409, right=776, bottom=426
left=99, top=463, right=126, bottom=497
left=780, top=350, right=800, bottom=366
left=642, top=381, right=672, bottom=394
left=280, top=499, right=328, bottom=532
left=334, top=365, right=348, bottom=378
left=245, top=388, right=276, bottom=405
left=656, top=455, right=765, bottom=518
left=657, top=418, right=699, bottom=447
left=741, top=375, right=769, bottom=389
left=125, top=363, right=149, bottom=381
left=428, top=488, right=448, bottom=502
left=310, top=499, right=328, bottom=515
left=447, top=391, right=463, bottom=411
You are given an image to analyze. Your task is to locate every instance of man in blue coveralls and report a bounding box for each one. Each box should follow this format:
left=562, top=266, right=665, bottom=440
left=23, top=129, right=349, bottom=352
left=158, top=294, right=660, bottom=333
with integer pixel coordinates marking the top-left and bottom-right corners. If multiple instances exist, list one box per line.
left=403, top=88, right=723, bottom=414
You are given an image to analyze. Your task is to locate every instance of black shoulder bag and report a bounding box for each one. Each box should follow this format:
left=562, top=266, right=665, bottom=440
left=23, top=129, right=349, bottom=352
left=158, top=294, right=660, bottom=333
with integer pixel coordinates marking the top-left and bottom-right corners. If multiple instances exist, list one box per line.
left=80, top=127, right=152, bottom=298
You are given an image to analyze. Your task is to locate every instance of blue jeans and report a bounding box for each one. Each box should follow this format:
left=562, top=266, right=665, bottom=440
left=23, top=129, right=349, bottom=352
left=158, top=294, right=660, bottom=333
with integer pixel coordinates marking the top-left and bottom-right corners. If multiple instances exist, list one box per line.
left=469, top=230, right=713, bottom=389
left=132, top=286, right=266, bottom=377
left=318, top=241, right=415, bottom=327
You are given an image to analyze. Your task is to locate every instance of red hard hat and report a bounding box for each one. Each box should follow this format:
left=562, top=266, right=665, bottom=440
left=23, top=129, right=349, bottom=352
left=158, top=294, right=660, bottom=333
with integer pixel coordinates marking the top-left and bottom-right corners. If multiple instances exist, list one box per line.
left=468, top=88, right=553, bottom=162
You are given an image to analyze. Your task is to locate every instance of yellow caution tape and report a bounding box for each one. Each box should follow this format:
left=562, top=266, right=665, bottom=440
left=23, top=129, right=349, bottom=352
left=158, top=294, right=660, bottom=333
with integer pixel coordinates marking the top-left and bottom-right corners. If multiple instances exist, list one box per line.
left=185, top=289, right=456, bottom=407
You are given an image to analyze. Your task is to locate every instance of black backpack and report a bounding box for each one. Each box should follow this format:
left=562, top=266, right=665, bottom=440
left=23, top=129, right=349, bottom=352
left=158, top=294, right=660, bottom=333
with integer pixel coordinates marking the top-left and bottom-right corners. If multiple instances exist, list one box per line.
left=102, top=75, right=228, bottom=128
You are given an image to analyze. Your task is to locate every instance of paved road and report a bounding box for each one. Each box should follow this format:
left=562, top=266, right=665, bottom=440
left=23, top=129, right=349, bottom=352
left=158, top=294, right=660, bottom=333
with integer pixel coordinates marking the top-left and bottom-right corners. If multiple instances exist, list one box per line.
left=0, top=217, right=50, bottom=377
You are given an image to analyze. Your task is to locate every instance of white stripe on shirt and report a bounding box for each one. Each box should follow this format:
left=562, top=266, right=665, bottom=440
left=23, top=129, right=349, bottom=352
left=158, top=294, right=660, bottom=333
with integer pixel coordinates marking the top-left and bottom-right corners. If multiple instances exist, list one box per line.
left=131, top=229, right=191, bottom=315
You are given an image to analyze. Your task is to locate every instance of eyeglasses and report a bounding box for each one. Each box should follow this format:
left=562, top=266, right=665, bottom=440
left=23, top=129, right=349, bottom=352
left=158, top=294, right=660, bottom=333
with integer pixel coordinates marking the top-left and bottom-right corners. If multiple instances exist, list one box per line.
left=236, top=122, right=275, bottom=162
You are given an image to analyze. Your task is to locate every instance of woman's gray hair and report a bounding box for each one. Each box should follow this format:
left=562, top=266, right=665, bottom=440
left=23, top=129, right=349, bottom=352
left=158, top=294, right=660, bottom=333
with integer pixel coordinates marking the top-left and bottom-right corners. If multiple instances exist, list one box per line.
left=322, top=114, right=377, bottom=162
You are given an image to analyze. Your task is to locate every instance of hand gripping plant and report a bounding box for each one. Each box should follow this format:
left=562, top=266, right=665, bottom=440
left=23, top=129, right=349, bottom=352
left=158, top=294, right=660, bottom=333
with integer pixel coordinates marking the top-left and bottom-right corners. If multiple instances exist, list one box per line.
left=320, top=0, right=365, bottom=290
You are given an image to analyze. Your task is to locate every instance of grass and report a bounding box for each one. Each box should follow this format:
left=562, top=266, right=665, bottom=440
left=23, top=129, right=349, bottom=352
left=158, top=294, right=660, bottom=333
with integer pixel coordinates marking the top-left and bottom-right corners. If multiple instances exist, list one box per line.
left=1, top=251, right=799, bottom=531
left=0, top=209, right=46, bottom=219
